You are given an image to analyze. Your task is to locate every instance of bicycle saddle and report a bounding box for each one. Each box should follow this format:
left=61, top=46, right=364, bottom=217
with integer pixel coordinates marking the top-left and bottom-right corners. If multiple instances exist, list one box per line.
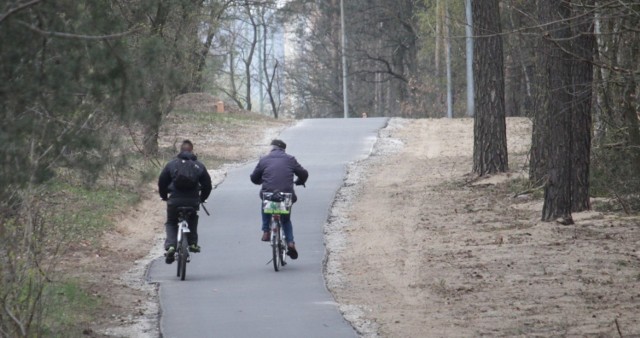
left=177, top=206, right=196, bottom=214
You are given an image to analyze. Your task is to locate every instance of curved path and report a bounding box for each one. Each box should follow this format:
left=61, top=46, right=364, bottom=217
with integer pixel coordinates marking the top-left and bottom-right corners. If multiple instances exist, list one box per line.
left=148, top=117, right=388, bottom=337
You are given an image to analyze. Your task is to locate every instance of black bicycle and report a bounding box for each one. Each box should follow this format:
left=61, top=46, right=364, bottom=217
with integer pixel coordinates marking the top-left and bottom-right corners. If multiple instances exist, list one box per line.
left=262, top=192, right=292, bottom=272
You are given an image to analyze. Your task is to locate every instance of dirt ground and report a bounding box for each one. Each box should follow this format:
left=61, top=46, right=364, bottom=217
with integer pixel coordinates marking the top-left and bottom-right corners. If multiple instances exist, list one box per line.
left=326, top=118, right=640, bottom=337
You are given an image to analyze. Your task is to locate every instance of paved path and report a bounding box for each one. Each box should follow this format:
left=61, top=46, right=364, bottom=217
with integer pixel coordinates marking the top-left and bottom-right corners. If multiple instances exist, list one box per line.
left=148, top=117, right=388, bottom=337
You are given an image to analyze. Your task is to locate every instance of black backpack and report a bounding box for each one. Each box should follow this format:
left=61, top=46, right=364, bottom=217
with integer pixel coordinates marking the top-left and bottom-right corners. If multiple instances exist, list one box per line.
left=172, top=158, right=201, bottom=190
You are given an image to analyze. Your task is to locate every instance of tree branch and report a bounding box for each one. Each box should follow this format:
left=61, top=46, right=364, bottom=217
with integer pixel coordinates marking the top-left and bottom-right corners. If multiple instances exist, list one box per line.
left=0, top=0, right=43, bottom=24
left=16, top=20, right=141, bottom=40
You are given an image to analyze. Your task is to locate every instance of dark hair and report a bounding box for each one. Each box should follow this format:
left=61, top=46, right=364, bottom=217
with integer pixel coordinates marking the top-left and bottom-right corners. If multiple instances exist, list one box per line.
left=271, top=139, right=286, bottom=149
left=181, top=139, right=194, bottom=152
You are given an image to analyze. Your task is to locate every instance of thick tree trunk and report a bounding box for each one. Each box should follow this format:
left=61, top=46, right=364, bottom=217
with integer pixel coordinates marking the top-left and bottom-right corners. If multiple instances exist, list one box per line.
left=540, top=0, right=573, bottom=222
left=472, top=0, right=508, bottom=175
left=570, top=4, right=595, bottom=212
left=529, top=29, right=552, bottom=184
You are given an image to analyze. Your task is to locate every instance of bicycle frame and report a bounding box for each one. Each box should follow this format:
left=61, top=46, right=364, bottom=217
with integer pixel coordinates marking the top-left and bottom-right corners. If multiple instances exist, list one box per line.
left=177, top=219, right=190, bottom=244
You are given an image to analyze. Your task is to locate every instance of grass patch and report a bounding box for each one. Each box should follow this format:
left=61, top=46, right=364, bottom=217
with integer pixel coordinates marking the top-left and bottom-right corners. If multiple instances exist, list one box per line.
left=45, top=181, right=139, bottom=244
left=41, top=280, right=101, bottom=336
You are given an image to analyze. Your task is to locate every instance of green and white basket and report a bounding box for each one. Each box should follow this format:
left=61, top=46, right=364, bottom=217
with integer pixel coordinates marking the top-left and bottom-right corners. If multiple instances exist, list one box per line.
left=262, top=192, right=293, bottom=214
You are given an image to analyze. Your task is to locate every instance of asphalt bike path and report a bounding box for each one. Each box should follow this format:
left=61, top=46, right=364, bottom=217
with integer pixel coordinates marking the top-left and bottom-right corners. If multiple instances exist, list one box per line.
left=148, top=117, right=388, bottom=337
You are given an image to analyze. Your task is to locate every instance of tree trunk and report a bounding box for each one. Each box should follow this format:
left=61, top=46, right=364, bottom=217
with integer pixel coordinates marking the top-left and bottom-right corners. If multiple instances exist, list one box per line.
left=529, top=28, right=549, bottom=184
left=620, top=13, right=640, bottom=172
left=445, top=0, right=453, bottom=119
left=472, top=0, right=508, bottom=175
left=570, top=2, right=595, bottom=212
left=143, top=92, right=162, bottom=156
left=540, top=0, right=573, bottom=222
left=435, top=0, right=441, bottom=78
left=243, top=1, right=258, bottom=111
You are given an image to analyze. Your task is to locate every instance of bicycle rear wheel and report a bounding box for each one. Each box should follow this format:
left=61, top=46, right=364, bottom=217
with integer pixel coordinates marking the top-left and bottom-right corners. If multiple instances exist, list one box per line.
left=176, top=240, right=181, bottom=277
left=178, top=234, right=188, bottom=280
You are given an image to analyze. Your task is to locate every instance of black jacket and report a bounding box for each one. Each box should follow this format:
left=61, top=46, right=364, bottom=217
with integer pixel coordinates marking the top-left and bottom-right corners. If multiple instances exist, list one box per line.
left=250, top=148, right=308, bottom=203
left=158, top=152, right=212, bottom=204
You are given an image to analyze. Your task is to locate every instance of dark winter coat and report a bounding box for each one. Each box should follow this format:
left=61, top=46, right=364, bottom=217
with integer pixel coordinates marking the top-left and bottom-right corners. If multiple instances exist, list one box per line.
left=158, top=151, right=212, bottom=205
left=250, top=148, right=308, bottom=203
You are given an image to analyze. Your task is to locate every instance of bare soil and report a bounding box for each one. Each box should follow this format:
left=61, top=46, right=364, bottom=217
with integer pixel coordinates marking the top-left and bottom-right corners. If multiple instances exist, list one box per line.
left=326, top=118, right=640, bottom=337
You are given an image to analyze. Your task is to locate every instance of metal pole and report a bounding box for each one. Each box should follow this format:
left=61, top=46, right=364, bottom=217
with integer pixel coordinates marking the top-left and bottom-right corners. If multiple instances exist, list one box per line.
left=465, top=0, right=475, bottom=117
left=340, top=0, right=348, bottom=118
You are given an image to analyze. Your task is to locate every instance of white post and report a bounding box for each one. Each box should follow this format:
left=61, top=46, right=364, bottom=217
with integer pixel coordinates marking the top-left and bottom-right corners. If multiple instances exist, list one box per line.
left=340, top=0, right=349, bottom=118
left=465, top=0, right=475, bottom=117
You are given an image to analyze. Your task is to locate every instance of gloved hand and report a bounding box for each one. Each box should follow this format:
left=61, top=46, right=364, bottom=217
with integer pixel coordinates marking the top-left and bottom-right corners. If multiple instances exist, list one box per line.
left=294, top=180, right=305, bottom=186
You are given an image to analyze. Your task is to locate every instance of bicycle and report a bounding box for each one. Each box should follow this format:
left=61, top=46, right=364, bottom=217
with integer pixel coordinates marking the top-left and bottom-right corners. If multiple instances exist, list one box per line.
left=262, top=192, right=292, bottom=272
left=174, top=204, right=210, bottom=281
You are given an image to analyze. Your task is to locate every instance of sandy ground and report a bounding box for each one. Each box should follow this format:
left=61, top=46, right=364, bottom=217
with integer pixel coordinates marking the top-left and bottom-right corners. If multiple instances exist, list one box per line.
left=326, top=118, right=640, bottom=337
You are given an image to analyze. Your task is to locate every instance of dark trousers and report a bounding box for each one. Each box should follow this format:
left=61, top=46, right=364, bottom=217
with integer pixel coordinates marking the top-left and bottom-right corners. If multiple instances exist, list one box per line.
left=164, top=201, right=199, bottom=250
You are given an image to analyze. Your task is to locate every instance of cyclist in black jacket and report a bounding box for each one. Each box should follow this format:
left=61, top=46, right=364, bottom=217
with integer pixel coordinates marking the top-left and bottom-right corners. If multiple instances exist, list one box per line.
left=250, top=139, right=308, bottom=259
left=158, top=140, right=212, bottom=264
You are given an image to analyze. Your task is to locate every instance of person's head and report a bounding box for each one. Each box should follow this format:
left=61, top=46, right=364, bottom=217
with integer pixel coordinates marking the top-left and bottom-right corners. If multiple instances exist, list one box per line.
left=180, top=139, right=194, bottom=153
left=271, top=139, right=286, bottom=150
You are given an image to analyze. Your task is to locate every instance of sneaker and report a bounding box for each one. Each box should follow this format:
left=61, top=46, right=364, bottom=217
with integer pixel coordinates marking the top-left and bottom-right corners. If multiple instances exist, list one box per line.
left=261, top=231, right=270, bottom=242
left=189, top=244, right=201, bottom=253
left=286, top=243, right=298, bottom=260
left=165, top=246, right=175, bottom=264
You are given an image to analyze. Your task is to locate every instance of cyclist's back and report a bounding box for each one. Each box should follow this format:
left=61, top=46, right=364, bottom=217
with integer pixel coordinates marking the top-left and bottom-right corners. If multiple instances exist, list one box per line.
left=251, top=146, right=307, bottom=202
left=158, top=140, right=212, bottom=263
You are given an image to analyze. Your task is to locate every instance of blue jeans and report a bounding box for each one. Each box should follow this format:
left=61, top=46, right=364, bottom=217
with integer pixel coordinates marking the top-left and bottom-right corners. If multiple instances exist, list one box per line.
left=262, top=211, right=294, bottom=244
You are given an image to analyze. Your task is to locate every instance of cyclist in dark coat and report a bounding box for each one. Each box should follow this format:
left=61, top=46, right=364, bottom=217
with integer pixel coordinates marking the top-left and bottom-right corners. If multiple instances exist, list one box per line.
left=250, top=139, right=308, bottom=259
left=158, top=140, right=212, bottom=264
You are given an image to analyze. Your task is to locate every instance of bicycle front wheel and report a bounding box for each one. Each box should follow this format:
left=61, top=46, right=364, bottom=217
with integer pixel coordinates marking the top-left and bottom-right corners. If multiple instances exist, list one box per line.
left=272, top=225, right=281, bottom=272
left=279, top=232, right=287, bottom=266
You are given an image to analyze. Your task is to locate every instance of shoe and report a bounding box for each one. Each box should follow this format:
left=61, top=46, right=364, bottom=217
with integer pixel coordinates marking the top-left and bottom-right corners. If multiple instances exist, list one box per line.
left=261, top=231, right=270, bottom=242
left=286, top=243, right=298, bottom=260
left=189, top=244, right=201, bottom=253
left=165, top=246, right=175, bottom=264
